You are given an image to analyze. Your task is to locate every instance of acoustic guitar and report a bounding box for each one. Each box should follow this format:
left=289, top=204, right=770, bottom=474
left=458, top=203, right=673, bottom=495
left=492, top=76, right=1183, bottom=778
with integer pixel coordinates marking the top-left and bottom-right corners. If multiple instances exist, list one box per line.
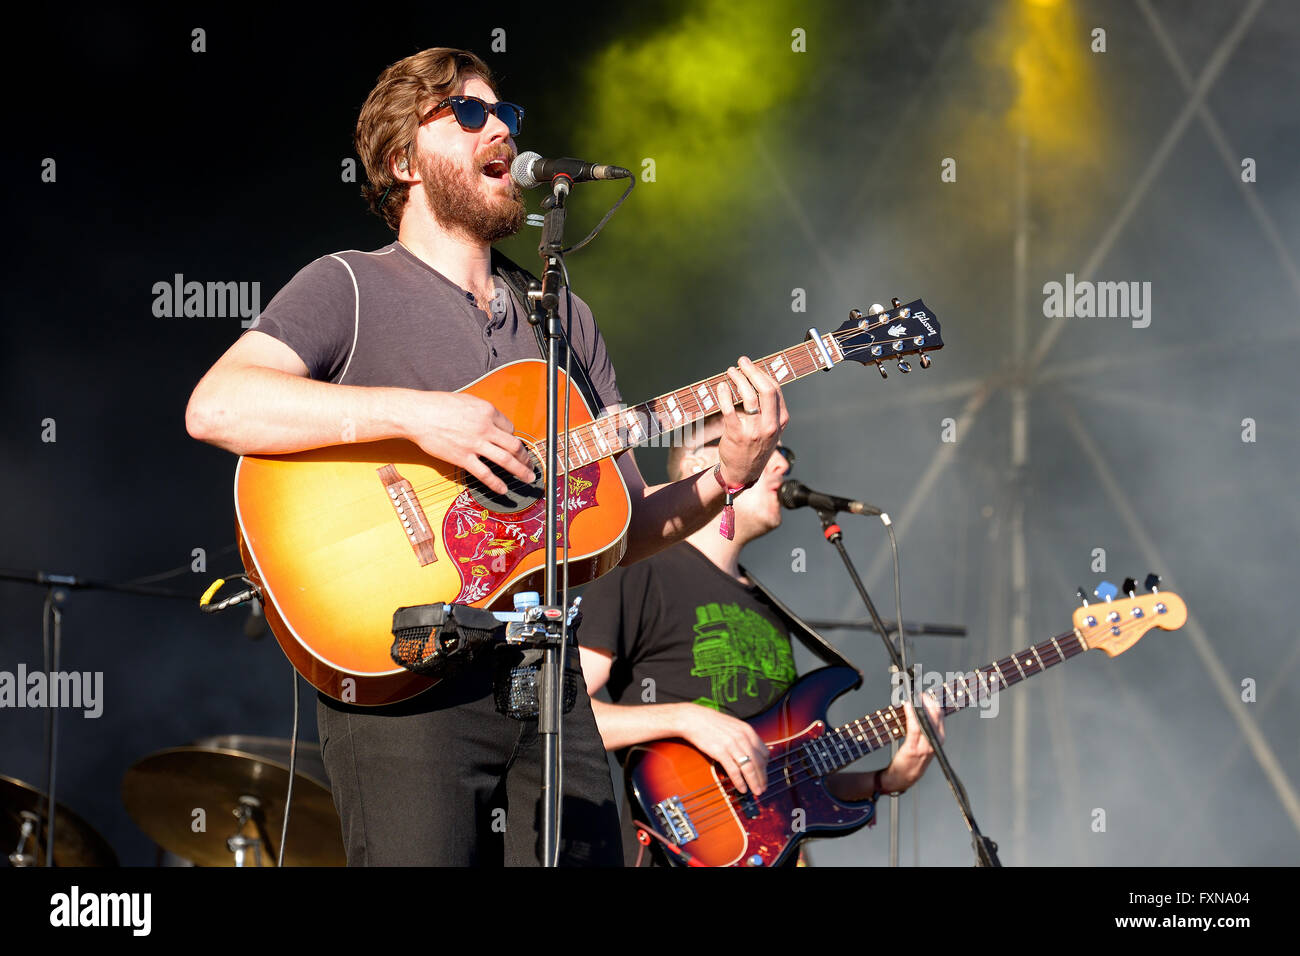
left=235, top=301, right=943, bottom=704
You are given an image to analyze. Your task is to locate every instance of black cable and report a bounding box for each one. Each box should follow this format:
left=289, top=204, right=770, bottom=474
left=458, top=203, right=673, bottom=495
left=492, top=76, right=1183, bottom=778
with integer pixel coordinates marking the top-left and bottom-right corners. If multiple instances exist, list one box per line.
left=277, top=668, right=300, bottom=868
left=126, top=542, right=239, bottom=585
left=561, top=177, right=635, bottom=256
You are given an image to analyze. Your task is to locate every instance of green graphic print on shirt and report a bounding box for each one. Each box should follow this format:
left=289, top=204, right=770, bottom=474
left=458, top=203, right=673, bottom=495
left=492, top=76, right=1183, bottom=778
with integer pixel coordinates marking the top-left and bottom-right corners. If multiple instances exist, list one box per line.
left=689, top=601, right=797, bottom=712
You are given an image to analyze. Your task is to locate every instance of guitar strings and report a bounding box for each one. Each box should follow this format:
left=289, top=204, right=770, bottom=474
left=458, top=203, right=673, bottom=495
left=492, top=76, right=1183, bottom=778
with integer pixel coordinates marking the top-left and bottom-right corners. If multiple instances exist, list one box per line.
left=396, top=319, right=912, bottom=503
left=265, top=317, right=935, bottom=529
left=676, top=654, right=1066, bottom=829
left=664, top=619, right=1150, bottom=845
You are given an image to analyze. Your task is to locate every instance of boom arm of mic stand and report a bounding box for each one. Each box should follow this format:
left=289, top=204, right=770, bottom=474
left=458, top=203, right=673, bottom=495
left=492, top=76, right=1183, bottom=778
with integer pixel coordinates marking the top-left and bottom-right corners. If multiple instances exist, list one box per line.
left=812, top=509, right=1001, bottom=867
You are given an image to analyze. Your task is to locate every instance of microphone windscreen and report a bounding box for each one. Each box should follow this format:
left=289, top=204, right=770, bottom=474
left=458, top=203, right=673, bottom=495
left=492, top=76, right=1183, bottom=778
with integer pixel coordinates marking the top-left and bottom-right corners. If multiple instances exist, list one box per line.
left=778, top=480, right=806, bottom=510
left=511, top=151, right=542, bottom=189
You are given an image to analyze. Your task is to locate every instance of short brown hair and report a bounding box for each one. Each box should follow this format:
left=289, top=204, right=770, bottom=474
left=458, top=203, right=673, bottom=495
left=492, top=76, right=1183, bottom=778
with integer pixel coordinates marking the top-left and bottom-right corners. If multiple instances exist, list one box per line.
left=355, top=48, right=496, bottom=231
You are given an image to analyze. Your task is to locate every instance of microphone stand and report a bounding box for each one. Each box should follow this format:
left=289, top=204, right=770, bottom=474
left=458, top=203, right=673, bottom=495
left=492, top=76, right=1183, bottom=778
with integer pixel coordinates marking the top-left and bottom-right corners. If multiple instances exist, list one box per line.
left=806, top=512, right=1002, bottom=867
left=0, top=568, right=195, bottom=865
left=531, top=175, right=574, bottom=867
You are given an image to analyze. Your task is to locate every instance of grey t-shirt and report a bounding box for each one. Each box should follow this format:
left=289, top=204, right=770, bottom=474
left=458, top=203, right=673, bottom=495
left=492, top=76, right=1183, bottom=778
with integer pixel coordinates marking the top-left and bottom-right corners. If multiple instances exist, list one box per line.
left=246, top=241, right=621, bottom=408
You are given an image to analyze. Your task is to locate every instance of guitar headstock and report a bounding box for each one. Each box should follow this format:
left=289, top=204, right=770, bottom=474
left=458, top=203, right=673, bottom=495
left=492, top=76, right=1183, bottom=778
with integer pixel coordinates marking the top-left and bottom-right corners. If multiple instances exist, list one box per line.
left=832, top=298, right=944, bottom=379
left=1073, top=575, right=1187, bottom=657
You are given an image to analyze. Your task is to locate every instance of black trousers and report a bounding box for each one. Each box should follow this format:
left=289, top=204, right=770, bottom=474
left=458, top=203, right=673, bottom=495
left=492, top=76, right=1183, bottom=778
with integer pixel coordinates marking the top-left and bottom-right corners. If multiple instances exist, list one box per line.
left=317, top=658, right=623, bottom=866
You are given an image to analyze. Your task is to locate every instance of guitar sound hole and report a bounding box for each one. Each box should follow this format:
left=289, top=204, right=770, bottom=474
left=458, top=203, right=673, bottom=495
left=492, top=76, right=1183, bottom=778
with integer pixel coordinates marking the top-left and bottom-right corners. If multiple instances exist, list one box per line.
left=466, top=446, right=544, bottom=515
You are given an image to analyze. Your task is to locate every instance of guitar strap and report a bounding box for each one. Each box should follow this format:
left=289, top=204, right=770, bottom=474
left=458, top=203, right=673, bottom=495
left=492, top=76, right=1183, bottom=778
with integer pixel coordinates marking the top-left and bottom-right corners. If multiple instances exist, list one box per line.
left=490, top=248, right=607, bottom=417
left=740, top=563, right=863, bottom=682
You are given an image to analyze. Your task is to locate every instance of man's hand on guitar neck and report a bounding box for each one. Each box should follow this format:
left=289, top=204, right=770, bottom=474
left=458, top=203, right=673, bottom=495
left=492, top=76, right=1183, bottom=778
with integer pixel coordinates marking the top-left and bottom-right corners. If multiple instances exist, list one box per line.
left=715, top=357, right=789, bottom=488
left=827, top=694, right=946, bottom=803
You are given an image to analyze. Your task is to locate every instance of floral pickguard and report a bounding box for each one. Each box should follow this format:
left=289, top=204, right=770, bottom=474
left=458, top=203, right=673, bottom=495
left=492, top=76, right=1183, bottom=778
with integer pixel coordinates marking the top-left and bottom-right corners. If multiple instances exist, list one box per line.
left=443, top=464, right=602, bottom=603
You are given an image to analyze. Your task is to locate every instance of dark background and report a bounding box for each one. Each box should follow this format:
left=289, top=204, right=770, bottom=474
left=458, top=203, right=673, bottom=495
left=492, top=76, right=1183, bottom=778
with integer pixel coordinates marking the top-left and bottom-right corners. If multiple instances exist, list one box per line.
left=2, top=0, right=1298, bottom=866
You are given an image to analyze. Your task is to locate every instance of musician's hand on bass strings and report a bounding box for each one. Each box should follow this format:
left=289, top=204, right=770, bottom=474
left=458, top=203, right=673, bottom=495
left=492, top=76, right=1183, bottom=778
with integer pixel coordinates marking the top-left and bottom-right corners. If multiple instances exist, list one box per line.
left=880, top=692, right=945, bottom=793
left=674, top=703, right=770, bottom=796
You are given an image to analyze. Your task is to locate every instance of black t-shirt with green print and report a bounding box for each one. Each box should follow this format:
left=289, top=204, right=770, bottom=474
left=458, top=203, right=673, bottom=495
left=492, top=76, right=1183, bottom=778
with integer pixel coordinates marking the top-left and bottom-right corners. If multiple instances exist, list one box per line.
left=578, top=541, right=801, bottom=865
left=579, top=541, right=798, bottom=719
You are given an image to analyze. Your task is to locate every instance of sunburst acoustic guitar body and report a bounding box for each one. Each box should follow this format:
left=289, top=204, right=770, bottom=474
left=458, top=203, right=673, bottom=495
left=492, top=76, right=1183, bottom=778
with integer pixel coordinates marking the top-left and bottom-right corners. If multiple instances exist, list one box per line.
left=232, top=299, right=946, bottom=706
left=235, top=360, right=630, bottom=706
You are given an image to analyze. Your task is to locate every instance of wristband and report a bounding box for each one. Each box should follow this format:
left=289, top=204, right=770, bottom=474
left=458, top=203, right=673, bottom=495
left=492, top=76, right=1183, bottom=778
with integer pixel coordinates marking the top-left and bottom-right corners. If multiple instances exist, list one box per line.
left=712, top=463, right=751, bottom=540
left=870, top=768, right=885, bottom=801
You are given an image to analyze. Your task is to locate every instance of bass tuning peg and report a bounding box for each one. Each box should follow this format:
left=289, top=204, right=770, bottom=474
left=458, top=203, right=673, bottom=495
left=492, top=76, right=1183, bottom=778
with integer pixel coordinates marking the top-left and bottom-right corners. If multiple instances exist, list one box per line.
left=1144, top=573, right=1161, bottom=593
left=1094, top=580, right=1119, bottom=603
left=1122, top=577, right=1137, bottom=598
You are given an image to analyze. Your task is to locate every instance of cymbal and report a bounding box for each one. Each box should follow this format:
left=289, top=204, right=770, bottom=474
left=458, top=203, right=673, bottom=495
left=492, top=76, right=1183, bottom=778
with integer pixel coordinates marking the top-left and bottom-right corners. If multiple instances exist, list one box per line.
left=122, top=746, right=345, bottom=867
left=1, top=774, right=118, bottom=867
left=190, top=735, right=329, bottom=790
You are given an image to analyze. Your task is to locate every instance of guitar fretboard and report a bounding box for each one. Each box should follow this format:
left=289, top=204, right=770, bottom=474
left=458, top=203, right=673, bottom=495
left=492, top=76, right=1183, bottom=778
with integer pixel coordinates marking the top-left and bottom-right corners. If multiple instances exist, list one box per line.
left=544, top=333, right=842, bottom=473
left=796, top=630, right=1090, bottom=778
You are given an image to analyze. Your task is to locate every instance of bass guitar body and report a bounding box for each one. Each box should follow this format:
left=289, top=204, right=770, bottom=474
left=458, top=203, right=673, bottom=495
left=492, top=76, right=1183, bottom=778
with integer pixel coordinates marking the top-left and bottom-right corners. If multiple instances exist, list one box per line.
left=624, top=666, right=875, bottom=867
left=235, top=360, right=631, bottom=706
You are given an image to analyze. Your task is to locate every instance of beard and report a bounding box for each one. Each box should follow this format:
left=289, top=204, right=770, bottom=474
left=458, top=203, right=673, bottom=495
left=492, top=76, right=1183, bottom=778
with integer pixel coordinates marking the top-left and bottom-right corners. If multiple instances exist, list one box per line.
left=417, top=148, right=524, bottom=244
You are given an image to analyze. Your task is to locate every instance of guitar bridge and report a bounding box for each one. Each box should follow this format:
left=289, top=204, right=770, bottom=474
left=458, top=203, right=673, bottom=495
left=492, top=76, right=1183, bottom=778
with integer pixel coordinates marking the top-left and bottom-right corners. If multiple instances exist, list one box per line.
left=378, top=465, right=437, bottom=566
left=652, top=796, right=698, bottom=845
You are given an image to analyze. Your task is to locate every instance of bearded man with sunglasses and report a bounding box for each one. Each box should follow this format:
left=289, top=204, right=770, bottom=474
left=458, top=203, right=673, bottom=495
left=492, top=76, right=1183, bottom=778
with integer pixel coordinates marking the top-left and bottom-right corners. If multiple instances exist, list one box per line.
left=577, top=417, right=944, bottom=866
left=185, top=48, right=788, bottom=867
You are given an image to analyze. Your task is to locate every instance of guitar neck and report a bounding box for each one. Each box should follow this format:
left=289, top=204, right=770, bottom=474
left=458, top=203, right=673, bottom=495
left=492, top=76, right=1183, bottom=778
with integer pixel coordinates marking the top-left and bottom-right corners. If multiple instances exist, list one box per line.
left=810, top=629, right=1091, bottom=776
left=550, top=332, right=843, bottom=473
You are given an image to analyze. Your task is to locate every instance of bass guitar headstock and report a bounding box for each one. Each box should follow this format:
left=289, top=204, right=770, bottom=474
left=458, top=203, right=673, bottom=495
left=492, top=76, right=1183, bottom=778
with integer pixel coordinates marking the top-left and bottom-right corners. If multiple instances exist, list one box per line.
left=831, top=297, right=944, bottom=379
left=1073, top=574, right=1187, bottom=657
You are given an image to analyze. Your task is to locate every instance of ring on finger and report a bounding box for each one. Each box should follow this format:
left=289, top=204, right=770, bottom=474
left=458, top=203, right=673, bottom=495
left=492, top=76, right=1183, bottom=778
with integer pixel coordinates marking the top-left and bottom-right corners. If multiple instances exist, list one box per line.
left=736, top=755, right=752, bottom=766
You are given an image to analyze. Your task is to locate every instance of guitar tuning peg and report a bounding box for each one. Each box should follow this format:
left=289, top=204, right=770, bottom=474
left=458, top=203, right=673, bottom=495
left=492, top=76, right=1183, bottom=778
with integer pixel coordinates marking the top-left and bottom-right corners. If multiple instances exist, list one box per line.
left=1094, top=581, right=1119, bottom=603
left=896, top=359, right=911, bottom=373
left=919, top=352, right=932, bottom=369
left=868, top=303, right=885, bottom=315
left=1122, top=577, right=1137, bottom=598
left=874, top=361, right=888, bottom=379
left=891, top=297, right=902, bottom=309
left=849, top=308, right=863, bottom=321
left=1144, top=573, right=1161, bottom=593
left=1076, top=586, right=1089, bottom=607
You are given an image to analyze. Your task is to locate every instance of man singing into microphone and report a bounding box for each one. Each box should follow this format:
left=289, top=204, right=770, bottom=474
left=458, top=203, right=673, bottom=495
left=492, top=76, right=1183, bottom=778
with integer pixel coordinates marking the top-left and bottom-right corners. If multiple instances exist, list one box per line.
left=185, top=47, right=787, bottom=866
left=577, top=416, right=944, bottom=866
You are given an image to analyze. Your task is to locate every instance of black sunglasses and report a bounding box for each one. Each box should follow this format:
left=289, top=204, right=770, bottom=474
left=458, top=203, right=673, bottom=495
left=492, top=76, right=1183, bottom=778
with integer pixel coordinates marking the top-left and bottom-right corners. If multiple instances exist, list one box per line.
left=420, top=96, right=524, bottom=137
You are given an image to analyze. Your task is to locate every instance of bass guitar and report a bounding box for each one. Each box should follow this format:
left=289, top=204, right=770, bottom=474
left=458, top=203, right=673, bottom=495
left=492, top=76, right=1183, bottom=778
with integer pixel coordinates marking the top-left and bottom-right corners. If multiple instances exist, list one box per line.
left=624, top=579, right=1187, bottom=866
left=235, top=301, right=942, bottom=704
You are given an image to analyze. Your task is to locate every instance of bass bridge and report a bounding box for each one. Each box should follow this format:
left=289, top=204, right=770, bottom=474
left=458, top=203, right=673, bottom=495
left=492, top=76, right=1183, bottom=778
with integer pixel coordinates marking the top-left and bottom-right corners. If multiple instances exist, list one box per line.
left=652, top=796, right=698, bottom=845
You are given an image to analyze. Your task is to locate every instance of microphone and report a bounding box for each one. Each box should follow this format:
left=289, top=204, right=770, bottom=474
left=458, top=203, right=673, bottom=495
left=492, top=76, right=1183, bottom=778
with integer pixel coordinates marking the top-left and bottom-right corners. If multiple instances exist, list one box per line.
left=510, top=151, right=631, bottom=189
left=779, top=480, right=882, bottom=517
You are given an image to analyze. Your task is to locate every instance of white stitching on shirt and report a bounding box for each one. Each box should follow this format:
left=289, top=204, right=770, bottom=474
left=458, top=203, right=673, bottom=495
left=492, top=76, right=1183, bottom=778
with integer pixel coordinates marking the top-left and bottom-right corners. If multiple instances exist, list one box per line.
left=327, top=253, right=362, bottom=385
